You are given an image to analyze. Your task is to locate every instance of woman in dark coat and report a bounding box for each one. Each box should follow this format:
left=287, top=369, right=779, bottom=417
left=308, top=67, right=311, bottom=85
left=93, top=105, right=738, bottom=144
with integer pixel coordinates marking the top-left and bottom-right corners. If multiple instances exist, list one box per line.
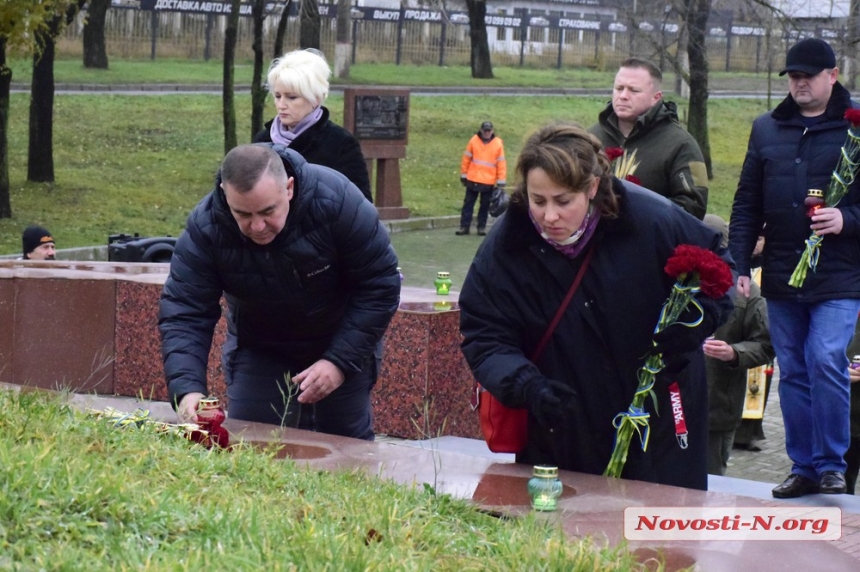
left=252, top=49, right=372, bottom=202
left=459, top=123, right=734, bottom=490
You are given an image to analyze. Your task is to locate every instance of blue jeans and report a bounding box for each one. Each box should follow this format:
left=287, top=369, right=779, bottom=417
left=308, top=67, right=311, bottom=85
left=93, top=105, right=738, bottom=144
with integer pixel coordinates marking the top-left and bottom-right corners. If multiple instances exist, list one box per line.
left=459, top=182, right=492, bottom=230
left=767, top=298, right=860, bottom=479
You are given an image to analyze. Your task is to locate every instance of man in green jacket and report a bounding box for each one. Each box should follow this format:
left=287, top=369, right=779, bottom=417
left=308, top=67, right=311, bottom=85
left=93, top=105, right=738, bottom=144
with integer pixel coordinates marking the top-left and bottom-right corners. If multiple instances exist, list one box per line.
left=589, top=57, right=709, bottom=219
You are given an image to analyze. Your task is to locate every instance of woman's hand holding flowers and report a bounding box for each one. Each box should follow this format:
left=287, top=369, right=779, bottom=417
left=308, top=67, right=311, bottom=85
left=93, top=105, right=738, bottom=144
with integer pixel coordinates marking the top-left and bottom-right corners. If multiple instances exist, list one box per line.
left=651, top=297, right=721, bottom=358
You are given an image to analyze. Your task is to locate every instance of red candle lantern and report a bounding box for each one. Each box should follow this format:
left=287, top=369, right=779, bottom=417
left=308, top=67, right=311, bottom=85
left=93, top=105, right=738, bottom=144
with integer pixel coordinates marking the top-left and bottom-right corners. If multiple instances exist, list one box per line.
left=190, top=397, right=230, bottom=449
left=804, top=189, right=825, bottom=218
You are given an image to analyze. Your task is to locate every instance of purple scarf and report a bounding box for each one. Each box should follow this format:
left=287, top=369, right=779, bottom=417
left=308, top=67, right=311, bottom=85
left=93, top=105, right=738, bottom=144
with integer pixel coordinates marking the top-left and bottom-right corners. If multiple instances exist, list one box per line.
left=269, top=106, right=324, bottom=146
left=529, top=204, right=600, bottom=259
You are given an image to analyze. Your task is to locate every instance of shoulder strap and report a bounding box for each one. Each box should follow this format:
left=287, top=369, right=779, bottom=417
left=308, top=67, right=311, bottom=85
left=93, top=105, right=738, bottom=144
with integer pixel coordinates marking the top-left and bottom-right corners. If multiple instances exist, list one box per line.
left=530, top=242, right=596, bottom=362
left=470, top=241, right=596, bottom=411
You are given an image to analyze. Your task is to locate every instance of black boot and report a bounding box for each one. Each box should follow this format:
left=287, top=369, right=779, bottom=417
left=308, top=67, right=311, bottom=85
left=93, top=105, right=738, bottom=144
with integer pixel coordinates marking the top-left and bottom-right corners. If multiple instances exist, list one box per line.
left=455, top=227, right=470, bottom=236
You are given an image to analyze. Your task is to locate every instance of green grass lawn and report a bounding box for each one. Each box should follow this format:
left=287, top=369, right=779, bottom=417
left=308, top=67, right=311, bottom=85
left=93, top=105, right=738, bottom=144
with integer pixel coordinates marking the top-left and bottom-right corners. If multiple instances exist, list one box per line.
left=1, top=59, right=774, bottom=254
left=0, top=388, right=647, bottom=570
left=6, top=57, right=777, bottom=92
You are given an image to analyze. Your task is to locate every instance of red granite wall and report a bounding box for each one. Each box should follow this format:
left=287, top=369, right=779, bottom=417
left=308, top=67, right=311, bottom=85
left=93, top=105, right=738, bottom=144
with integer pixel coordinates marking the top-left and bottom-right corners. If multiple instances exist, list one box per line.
left=0, top=263, right=482, bottom=440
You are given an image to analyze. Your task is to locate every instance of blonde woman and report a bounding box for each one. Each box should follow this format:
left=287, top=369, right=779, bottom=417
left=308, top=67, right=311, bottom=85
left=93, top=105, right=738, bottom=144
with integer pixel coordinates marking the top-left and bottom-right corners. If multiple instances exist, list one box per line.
left=253, top=49, right=371, bottom=201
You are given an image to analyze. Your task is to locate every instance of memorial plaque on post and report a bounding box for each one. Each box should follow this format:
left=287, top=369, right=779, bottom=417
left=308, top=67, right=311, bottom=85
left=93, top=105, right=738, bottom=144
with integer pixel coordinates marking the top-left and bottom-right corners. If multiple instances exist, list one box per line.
left=344, top=88, right=410, bottom=220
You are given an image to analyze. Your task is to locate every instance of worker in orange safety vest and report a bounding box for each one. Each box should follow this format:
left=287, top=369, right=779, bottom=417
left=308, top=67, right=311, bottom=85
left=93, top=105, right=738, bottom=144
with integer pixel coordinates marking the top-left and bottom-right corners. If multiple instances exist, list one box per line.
left=457, top=121, right=506, bottom=236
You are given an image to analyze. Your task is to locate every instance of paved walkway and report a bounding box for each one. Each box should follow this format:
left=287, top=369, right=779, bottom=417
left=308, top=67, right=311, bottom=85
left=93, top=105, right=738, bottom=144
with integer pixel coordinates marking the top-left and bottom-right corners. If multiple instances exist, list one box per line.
left=723, top=366, right=793, bottom=486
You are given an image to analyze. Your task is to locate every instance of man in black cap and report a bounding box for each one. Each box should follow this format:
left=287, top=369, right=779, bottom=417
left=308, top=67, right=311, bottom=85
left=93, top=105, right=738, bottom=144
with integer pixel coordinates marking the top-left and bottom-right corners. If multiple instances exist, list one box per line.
left=730, top=37, right=860, bottom=498
left=21, top=225, right=56, bottom=260
left=457, top=121, right=506, bottom=236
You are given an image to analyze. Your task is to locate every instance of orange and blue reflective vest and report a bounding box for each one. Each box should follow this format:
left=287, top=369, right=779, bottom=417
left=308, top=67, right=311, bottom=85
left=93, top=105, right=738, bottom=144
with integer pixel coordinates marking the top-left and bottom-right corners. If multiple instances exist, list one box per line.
left=461, top=133, right=506, bottom=187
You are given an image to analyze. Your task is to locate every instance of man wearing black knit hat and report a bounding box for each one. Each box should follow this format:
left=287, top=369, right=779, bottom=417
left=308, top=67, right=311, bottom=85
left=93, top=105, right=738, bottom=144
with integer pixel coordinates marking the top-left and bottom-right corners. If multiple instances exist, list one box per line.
left=21, top=225, right=56, bottom=260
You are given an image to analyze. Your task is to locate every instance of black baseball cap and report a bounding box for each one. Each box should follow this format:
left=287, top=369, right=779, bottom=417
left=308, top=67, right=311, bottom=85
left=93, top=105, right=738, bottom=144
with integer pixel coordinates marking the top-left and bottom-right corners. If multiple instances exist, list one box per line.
left=779, top=38, right=836, bottom=76
left=480, top=121, right=493, bottom=131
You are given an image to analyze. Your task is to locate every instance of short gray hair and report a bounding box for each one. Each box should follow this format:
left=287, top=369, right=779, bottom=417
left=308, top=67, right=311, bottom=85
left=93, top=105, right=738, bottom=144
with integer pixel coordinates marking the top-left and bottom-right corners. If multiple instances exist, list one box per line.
left=220, top=145, right=288, bottom=194
left=266, top=49, right=330, bottom=106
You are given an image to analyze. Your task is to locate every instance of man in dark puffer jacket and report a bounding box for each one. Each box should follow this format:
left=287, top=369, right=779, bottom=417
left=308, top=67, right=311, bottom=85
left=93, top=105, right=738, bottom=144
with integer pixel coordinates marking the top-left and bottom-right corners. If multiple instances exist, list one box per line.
left=731, top=38, right=860, bottom=498
left=158, top=144, right=400, bottom=439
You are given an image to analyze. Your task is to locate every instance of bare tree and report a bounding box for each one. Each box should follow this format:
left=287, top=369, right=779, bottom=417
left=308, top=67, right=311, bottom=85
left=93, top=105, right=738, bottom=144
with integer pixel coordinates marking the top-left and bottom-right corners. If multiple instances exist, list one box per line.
left=223, top=0, right=241, bottom=154
left=251, top=0, right=267, bottom=139
left=334, top=0, right=351, bottom=78
left=465, top=0, right=493, bottom=78
left=0, top=0, right=66, bottom=217
left=28, top=0, right=85, bottom=183
left=82, top=0, right=109, bottom=69
left=683, top=0, right=713, bottom=178
left=0, top=36, right=10, bottom=218
left=273, top=1, right=291, bottom=58
left=300, top=0, right=321, bottom=50
left=848, top=0, right=860, bottom=90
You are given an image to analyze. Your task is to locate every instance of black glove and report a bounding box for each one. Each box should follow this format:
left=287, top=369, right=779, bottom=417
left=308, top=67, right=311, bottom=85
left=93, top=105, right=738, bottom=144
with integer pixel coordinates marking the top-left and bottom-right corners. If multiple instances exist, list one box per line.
left=652, top=297, right=720, bottom=358
left=523, top=378, right=578, bottom=428
left=460, top=177, right=468, bottom=187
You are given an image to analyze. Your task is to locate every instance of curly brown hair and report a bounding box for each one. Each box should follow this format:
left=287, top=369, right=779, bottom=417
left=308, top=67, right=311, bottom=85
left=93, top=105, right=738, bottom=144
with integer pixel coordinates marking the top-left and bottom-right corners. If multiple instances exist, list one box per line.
left=511, top=122, right=619, bottom=218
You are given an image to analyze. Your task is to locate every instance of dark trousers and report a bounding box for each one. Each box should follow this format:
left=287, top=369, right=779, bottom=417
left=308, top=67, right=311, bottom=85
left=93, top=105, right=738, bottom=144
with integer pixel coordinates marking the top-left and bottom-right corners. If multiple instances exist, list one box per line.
left=847, top=438, right=860, bottom=494
left=222, top=340, right=377, bottom=441
left=708, top=430, right=735, bottom=476
left=459, top=182, right=493, bottom=230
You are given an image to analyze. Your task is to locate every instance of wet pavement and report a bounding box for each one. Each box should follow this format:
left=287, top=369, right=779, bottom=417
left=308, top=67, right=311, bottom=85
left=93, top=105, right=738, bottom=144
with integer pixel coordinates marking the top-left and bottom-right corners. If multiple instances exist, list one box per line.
left=722, top=367, right=792, bottom=487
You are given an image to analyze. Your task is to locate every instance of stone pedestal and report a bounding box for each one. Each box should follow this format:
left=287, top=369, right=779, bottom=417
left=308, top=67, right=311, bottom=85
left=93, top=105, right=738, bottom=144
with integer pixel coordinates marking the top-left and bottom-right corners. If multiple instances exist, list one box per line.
left=370, top=151, right=410, bottom=220
left=373, top=295, right=481, bottom=440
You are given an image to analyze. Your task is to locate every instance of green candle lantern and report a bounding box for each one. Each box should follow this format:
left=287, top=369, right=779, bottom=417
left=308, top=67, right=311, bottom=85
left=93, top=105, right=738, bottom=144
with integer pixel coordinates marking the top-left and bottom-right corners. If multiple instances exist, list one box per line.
left=434, top=271, right=452, bottom=296
left=527, top=465, right=563, bottom=511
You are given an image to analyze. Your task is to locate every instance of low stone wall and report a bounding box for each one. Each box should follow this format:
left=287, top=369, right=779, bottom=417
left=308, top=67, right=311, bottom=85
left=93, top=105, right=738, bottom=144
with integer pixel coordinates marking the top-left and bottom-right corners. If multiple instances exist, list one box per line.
left=0, top=260, right=480, bottom=440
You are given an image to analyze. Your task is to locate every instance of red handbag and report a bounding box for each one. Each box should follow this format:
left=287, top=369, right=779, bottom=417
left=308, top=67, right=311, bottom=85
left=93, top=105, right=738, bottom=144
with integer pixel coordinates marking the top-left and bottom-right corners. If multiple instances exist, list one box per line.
left=473, top=244, right=594, bottom=453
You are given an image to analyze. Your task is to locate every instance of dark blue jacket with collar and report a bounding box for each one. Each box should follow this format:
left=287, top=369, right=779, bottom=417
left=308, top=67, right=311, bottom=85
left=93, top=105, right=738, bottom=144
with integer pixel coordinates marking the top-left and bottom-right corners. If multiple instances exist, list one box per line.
left=159, top=145, right=400, bottom=405
left=730, top=82, right=860, bottom=301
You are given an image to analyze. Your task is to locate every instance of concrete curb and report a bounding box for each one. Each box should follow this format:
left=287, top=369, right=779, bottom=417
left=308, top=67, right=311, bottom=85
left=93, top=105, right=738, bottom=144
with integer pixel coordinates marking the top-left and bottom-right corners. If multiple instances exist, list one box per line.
left=0, top=216, right=464, bottom=260
left=10, top=83, right=772, bottom=98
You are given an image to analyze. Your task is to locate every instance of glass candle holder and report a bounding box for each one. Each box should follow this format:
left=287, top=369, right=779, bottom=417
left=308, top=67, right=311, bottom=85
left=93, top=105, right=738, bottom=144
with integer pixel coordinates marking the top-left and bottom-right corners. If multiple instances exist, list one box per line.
left=527, top=465, right=563, bottom=511
left=804, top=189, right=825, bottom=218
left=194, top=397, right=229, bottom=448
left=434, top=271, right=452, bottom=296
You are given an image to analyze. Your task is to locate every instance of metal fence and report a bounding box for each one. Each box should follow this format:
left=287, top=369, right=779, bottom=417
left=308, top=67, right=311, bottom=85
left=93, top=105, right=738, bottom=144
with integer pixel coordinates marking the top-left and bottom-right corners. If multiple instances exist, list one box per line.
left=54, top=5, right=839, bottom=74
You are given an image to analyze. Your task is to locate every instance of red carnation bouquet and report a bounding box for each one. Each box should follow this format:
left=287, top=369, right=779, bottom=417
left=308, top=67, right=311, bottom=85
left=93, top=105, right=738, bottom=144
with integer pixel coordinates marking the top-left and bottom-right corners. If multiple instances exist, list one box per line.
left=789, top=109, right=860, bottom=287
left=89, top=398, right=230, bottom=450
left=604, top=244, right=733, bottom=478
left=605, top=146, right=642, bottom=186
